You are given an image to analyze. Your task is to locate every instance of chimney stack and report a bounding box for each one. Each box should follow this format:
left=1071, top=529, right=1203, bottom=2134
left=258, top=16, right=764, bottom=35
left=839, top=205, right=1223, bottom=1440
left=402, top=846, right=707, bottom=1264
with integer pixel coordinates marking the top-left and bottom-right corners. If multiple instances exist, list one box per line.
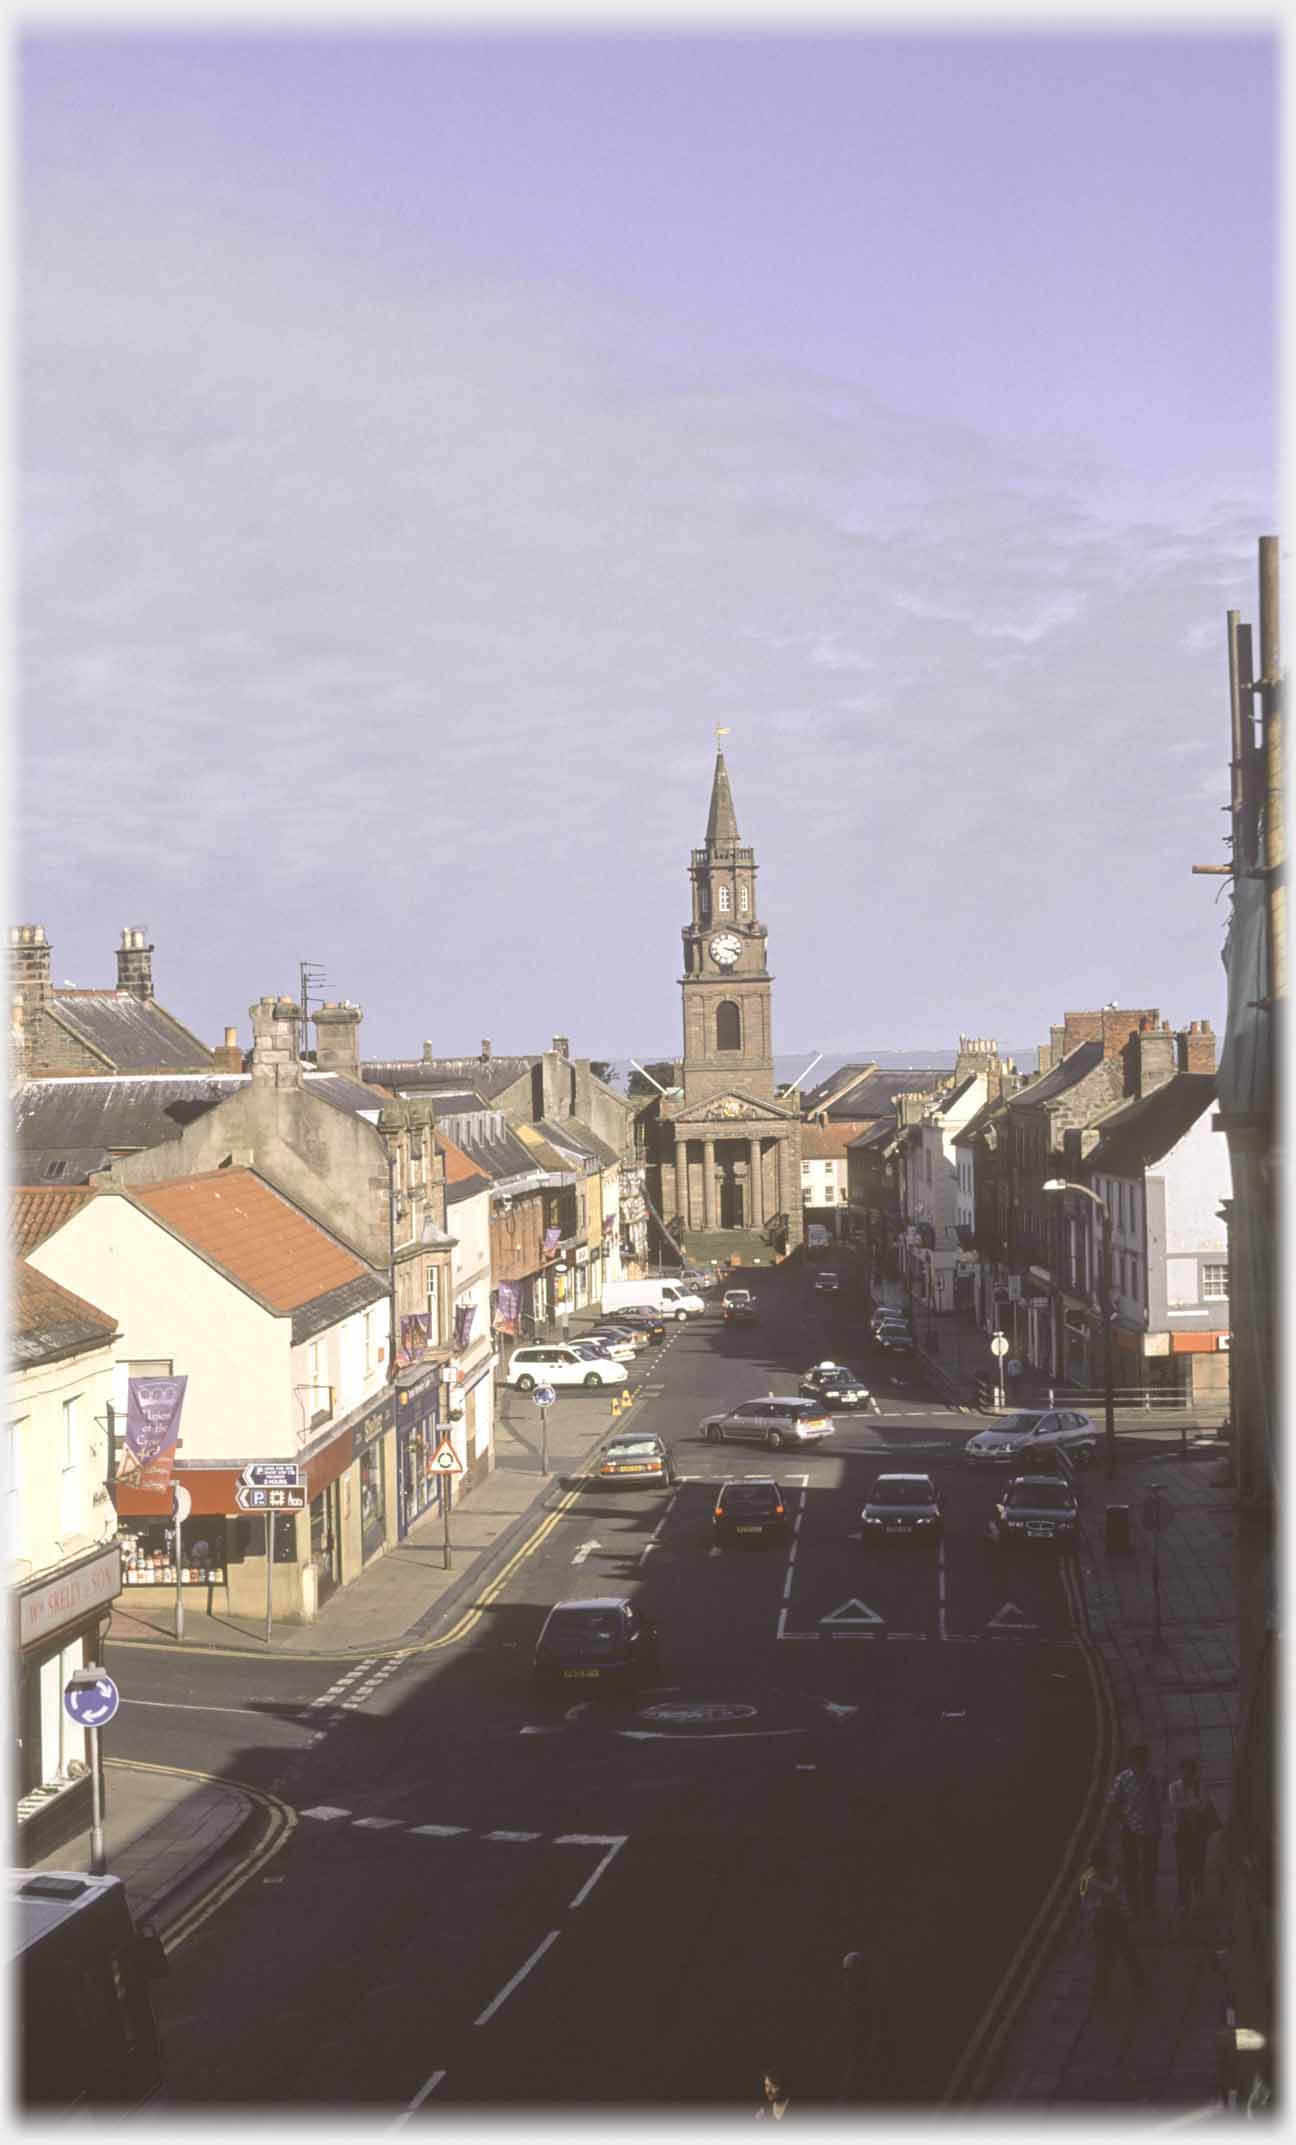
left=314, top=999, right=363, bottom=1075
left=552, top=1035, right=570, bottom=1060
left=9, top=924, right=52, bottom=1024
left=1177, top=1019, right=1217, bottom=1075
left=248, top=995, right=304, bottom=1088
left=115, top=926, right=154, bottom=1000
left=212, top=1024, right=244, bottom=1073
left=480, top=1039, right=492, bottom=1062
left=1128, top=1017, right=1177, bottom=1096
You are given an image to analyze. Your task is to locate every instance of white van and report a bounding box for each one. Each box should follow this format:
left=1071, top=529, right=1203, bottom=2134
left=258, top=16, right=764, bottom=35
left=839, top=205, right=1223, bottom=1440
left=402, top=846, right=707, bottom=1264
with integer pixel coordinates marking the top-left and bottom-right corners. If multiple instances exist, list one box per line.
left=601, top=1277, right=705, bottom=1322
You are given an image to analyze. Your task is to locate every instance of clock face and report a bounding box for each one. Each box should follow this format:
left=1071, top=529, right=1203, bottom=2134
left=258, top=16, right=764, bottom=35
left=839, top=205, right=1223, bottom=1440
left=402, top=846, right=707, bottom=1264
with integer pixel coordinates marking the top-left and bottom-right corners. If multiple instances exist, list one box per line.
left=709, top=932, right=742, bottom=968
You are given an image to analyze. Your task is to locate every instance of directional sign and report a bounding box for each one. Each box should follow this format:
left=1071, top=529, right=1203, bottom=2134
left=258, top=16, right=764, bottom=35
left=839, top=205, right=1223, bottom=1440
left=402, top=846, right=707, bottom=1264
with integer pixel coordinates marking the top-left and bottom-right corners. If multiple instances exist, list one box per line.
left=235, top=1485, right=307, bottom=1512
left=64, top=1671, right=120, bottom=1728
left=532, top=1385, right=557, bottom=1408
left=172, top=1483, right=192, bottom=1524
left=989, top=1333, right=1010, bottom=1359
left=819, top=1598, right=886, bottom=1629
left=429, top=1439, right=463, bottom=1475
left=241, top=1462, right=303, bottom=1489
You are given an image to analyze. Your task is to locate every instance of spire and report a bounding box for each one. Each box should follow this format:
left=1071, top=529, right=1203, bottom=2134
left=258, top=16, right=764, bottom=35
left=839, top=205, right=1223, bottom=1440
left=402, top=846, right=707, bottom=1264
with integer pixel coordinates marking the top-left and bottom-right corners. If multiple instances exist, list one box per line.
left=705, top=750, right=741, bottom=848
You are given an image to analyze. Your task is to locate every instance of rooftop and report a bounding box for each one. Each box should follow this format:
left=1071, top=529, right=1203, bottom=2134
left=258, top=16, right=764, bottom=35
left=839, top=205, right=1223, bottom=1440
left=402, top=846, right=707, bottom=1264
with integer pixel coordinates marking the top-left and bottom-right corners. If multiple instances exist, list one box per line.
left=130, top=1169, right=376, bottom=1315
left=12, top=1261, right=117, bottom=1369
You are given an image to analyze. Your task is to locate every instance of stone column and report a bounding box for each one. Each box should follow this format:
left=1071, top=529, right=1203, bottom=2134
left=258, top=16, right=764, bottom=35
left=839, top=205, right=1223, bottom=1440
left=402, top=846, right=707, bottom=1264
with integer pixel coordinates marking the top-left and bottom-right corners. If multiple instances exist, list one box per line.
left=748, top=1136, right=763, bottom=1228
left=776, top=1135, right=789, bottom=1222
left=674, top=1136, right=689, bottom=1232
left=702, top=1137, right=717, bottom=1230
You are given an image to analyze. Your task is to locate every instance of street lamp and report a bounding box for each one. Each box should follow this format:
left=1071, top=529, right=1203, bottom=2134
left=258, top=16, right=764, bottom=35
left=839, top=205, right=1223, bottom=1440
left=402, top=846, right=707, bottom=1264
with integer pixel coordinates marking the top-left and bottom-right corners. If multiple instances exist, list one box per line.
left=1043, top=1178, right=1116, bottom=1478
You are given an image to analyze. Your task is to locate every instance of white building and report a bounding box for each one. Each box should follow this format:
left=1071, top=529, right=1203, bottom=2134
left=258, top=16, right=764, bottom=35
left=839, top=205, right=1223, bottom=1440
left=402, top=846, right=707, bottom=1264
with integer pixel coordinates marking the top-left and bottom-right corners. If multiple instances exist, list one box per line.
left=438, top=1134, right=497, bottom=1489
left=897, top=1073, right=988, bottom=1314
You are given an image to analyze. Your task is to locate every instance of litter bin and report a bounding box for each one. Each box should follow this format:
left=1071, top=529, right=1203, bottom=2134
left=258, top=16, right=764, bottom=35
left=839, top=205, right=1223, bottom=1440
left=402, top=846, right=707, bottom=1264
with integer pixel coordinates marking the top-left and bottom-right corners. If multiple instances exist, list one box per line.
left=1104, top=1504, right=1132, bottom=1555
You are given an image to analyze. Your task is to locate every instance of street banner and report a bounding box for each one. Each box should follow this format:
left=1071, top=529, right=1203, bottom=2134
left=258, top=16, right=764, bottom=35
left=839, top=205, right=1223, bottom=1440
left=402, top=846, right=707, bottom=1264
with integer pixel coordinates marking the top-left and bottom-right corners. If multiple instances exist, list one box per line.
left=542, top=1226, right=562, bottom=1258
left=398, top=1312, right=431, bottom=1367
left=120, top=1375, right=188, bottom=1495
left=493, top=1280, right=521, bottom=1334
left=454, top=1302, right=477, bottom=1349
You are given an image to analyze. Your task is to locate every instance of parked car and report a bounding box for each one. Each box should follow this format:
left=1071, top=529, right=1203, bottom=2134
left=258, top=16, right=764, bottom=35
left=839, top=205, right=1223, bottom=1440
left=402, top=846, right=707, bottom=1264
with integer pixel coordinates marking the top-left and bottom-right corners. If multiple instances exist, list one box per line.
left=594, top=1433, right=677, bottom=1488
left=964, top=1409, right=1100, bottom=1468
left=533, top=1597, right=659, bottom=1688
left=799, top=1362, right=871, bottom=1409
left=873, top=1324, right=916, bottom=1357
left=869, top=1305, right=907, bottom=1333
left=987, top=1473, right=1080, bottom=1547
left=606, top=1308, right=667, bottom=1344
left=814, top=1270, right=840, bottom=1293
left=712, top=1477, right=788, bottom=1546
left=586, top=1326, right=645, bottom=1358
left=699, top=1397, right=834, bottom=1450
left=507, top=1345, right=627, bottom=1393
left=860, top=1473, right=943, bottom=1540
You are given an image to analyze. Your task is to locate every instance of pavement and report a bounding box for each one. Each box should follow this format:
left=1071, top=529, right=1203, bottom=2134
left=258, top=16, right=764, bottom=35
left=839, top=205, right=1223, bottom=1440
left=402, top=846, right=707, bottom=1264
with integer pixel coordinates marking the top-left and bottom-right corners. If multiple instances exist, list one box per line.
left=37, top=1288, right=1246, bottom=2110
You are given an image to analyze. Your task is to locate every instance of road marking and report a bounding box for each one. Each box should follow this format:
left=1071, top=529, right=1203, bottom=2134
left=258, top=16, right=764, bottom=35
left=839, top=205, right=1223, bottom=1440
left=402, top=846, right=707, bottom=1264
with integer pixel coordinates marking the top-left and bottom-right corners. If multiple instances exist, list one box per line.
left=570, top=1540, right=602, bottom=1565
left=473, top=1929, right=563, bottom=2026
left=485, top=1829, right=542, bottom=1842
left=392, top=2068, right=446, bottom=2127
left=518, top=1725, right=563, bottom=1736
left=121, top=1698, right=307, bottom=1723
left=937, top=1538, right=947, bottom=1641
left=561, top=1834, right=628, bottom=1908
left=782, top=1568, right=795, bottom=1600
left=987, top=1601, right=1038, bottom=1631
left=353, top=1816, right=404, bottom=1830
left=820, top=1597, right=886, bottom=1627
left=302, top=1805, right=351, bottom=1822
left=410, top=1824, right=470, bottom=1838
left=618, top=1727, right=806, bottom=1742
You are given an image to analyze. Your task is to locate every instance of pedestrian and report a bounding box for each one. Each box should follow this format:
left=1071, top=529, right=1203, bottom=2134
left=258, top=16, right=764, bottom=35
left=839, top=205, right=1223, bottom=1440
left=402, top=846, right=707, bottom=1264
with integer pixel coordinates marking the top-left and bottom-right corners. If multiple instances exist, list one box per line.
left=1106, top=1743, right=1162, bottom=1915
left=1168, top=1754, right=1214, bottom=1912
left=1080, top=1843, right=1145, bottom=2000
left=755, top=2067, right=790, bottom=2119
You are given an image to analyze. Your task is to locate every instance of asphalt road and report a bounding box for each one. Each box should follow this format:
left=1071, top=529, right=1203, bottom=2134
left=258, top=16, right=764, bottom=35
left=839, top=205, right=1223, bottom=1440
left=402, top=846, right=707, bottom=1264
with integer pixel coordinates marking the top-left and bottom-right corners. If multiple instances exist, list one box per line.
left=111, top=1264, right=1102, bottom=2110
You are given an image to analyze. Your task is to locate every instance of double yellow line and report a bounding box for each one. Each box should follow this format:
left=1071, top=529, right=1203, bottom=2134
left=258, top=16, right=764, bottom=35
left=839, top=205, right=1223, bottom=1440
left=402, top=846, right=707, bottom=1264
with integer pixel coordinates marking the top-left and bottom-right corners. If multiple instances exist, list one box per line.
left=108, top=1758, right=297, bottom=1954
left=941, top=1555, right=1117, bottom=2105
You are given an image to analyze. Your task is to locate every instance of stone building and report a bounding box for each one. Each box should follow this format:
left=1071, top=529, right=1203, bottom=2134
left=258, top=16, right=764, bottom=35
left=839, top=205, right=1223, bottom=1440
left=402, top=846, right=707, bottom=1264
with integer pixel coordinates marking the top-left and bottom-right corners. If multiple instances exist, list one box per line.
left=10, top=924, right=216, bottom=1077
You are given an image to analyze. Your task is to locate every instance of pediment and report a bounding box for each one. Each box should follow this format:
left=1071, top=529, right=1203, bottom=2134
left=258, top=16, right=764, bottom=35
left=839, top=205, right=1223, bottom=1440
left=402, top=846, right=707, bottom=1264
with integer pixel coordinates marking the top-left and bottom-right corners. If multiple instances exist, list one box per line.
left=671, top=1090, right=799, bottom=1125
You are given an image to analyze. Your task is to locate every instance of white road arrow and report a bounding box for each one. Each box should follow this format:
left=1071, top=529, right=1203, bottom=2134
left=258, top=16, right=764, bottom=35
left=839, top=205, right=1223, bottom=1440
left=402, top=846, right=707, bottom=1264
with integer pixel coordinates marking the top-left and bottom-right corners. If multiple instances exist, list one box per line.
left=570, top=1541, right=602, bottom=1565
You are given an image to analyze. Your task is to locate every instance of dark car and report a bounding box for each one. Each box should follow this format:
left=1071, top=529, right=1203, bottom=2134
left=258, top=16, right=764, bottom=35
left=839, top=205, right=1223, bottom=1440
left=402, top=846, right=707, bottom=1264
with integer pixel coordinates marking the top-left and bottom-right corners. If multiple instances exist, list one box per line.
left=607, top=1308, right=667, bottom=1344
left=799, top=1361, right=871, bottom=1409
left=873, top=1323, right=916, bottom=1357
left=533, top=1597, right=659, bottom=1689
left=699, top=1396, right=835, bottom=1451
left=712, top=1477, right=788, bottom=1546
left=988, top=1473, right=1080, bottom=1547
left=860, top=1473, right=943, bottom=1540
left=594, top=1432, right=677, bottom=1488
left=722, top=1289, right=758, bottom=1325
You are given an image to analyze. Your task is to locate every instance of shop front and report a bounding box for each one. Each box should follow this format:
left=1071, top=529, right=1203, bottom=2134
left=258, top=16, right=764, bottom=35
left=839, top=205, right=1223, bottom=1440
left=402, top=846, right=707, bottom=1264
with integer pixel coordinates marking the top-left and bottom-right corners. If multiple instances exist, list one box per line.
left=14, top=1540, right=122, bottom=1866
left=352, top=1395, right=397, bottom=1568
left=397, top=1375, right=444, bottom=1539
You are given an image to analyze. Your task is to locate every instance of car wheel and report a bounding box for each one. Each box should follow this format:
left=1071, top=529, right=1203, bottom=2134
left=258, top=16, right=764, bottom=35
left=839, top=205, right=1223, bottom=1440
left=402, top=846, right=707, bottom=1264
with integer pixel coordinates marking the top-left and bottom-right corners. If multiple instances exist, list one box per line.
left=676, top=1309, right=689, bottom=1322
left=705, top=1423, right=724, bottom=1443
left=583, top=1372, right=602, bottom=1389
left=766, top=1429, right=784, bottom=1450
left=516, top=1374, right=536, bottom=1393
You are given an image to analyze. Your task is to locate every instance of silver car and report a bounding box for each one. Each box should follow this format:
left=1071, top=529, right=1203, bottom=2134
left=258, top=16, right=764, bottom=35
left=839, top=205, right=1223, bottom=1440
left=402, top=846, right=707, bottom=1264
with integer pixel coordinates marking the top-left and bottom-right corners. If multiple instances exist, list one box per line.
left=964, top=1409, right=1099, bottom=1468
left=699, top=1396, right=835, bottom=1451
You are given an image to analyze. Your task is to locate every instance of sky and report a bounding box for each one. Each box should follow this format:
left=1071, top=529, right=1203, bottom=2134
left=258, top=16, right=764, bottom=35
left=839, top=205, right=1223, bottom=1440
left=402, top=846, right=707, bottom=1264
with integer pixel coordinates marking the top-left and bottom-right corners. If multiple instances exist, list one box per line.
left=18, top=20, right=1279, bottom=1065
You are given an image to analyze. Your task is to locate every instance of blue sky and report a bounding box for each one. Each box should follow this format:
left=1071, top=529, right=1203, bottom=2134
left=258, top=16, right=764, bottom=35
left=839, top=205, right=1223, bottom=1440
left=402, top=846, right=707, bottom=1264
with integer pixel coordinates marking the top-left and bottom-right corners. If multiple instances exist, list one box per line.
left=19, top=26, right=1278, bottom=1061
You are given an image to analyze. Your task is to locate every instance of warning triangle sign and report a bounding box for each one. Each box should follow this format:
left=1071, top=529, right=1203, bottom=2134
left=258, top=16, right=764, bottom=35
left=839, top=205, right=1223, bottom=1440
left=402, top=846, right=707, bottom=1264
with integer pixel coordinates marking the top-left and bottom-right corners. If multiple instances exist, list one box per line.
left=819, top=1598, right=886, bottom=1628
left=430, top=1438, right=464, bottom=1475
left=987, top=1601, right=1037, bottom=1630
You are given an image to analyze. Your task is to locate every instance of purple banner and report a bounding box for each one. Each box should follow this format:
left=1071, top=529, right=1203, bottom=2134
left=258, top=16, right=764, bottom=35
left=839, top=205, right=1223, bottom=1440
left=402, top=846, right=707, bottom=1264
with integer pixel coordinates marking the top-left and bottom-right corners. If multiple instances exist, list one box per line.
left=493, top=1281, right=521, bottom=1334
left=454, top=1302, right=477, bottom=1349
left=542, top=1226, right=562, bottom=1258
left=120, top=1375, right=188, bottom=1496
left=398, top=1313, right=431, bottom=1368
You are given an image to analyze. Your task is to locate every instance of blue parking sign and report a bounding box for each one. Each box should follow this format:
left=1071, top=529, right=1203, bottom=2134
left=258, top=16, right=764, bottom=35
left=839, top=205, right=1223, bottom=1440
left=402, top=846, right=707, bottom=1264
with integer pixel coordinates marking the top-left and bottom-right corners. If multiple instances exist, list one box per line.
left=63, top=1671, right=120, bottom=1729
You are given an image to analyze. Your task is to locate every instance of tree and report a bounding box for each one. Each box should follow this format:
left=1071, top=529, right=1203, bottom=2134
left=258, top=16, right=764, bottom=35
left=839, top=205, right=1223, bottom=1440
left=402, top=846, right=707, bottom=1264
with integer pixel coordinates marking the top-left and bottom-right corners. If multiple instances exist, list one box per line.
left=588, top=1060, right=617, bottom=1086
left=627, top=1060, right=678, bottom=1099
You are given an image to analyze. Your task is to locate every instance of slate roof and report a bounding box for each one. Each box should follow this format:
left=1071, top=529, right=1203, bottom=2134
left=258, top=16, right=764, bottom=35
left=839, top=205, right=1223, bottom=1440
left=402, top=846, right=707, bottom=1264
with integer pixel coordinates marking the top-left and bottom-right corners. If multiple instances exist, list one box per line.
left=800, top=1122, right=864, bottom=1160
left=802, top=1068, right=948, bottom=1121
left=952, top=1096, right=1011, bottom=1147
left=1084, top=1074, right=1216, bottom=1177
left=291, top=1271, right=389, bottom=1346
left=130, top=1169, right=376, bottom=1314
left=362, top=1058, right=531, bottom=1103
left=47, top=992, right=215, bottom=1072
left=12, top=1185, right=96, bottom=1256
left=12, top=1070, right=389, bottom=1185
left=514, top=1124, right=582, bottom=1175
left=532, top=1117, right=620, bottom=1170
left=12, top=1260, right=117, bottom=1369
left=436, top=1133, right=492, bottom=1205
left=1006, top=1040, right=1104, bottom=1110
left=847, top=1119, right=899, bottom=1153
left=434, top=1111, right=573, bottom=1189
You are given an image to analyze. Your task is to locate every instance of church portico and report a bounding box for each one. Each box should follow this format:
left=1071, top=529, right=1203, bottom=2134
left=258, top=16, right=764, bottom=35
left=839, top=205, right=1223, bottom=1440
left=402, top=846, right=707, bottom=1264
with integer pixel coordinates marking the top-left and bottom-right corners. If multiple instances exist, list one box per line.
left=665, top=1101, right=800, bottom=1246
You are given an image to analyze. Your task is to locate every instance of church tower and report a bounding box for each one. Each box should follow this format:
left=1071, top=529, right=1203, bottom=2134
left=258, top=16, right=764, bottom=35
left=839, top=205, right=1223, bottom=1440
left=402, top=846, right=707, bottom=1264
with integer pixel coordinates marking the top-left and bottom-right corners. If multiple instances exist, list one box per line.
left=658, top=747, right=802, bottom=1253
left=680, top=749, right=775, bottom=1105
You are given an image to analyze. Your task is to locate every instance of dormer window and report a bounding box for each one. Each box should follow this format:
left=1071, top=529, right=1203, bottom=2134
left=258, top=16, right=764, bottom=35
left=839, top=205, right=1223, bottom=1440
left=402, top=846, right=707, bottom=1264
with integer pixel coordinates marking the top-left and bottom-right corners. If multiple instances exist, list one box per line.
left=717, top=886, right=732, bottom=914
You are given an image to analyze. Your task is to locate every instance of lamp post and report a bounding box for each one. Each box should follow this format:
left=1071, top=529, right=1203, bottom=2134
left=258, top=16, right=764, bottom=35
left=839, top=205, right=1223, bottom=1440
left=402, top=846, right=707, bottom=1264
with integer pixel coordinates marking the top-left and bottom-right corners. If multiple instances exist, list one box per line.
left=1043, top=1179, right=1116, bottom=1477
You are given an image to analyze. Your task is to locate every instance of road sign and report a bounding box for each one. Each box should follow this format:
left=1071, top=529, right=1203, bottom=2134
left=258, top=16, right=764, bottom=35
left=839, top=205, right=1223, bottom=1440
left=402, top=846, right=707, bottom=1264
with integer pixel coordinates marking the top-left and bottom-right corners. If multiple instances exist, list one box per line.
left=241, top=1462, right=303, bottom=1489
left=172, top=1483, right=192, bottom=1523
left=532, top=1385, right=557, bottom=1407
left=430, top=1438, right=463, bottom=1475
left=819, top=1598, right=886, bottom=1629
left=64, top=1670, right=120, bottom=1728
left=235, top=1485, right=307, bottom=1512
left=990, top=1333, right=1010, bottom=1359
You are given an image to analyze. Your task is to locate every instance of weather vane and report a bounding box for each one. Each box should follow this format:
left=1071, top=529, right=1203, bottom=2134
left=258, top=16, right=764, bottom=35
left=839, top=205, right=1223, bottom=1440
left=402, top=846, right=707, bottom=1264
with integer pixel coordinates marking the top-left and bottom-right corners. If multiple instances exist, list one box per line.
left=715, top=724, right=731, bottom=739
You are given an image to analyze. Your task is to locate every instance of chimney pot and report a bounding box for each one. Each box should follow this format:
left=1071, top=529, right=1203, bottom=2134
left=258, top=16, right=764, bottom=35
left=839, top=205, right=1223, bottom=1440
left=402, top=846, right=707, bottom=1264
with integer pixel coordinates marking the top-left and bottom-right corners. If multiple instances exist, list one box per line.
left=481, top=1039, right=492, bottom=1061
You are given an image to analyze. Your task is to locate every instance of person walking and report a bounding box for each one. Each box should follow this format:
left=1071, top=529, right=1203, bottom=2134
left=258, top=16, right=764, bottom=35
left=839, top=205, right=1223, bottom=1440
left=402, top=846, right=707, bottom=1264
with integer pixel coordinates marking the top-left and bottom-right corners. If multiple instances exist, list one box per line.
left=1080, top=1844, right=1145, bottom=2001
left=1106, top=1743, right=1162, bottom=1915
left=755, top=2068, right=790, bottom=2119
left=1168, top=1754, right=1212, bottom=1912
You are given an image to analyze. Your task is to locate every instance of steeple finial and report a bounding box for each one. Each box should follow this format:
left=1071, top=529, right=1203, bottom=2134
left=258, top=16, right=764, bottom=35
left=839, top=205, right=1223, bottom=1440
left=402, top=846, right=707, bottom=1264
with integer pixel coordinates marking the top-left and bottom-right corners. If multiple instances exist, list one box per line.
left=705, top=734, right=740, bottom=848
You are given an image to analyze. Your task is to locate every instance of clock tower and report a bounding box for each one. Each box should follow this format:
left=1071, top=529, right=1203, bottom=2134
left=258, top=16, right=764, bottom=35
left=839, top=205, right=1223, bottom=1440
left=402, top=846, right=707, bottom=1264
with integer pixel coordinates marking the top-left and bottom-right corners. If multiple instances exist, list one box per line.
left=680, top=748, right=775, bottom=1105
left=658, top=747, right=802, bottom=1253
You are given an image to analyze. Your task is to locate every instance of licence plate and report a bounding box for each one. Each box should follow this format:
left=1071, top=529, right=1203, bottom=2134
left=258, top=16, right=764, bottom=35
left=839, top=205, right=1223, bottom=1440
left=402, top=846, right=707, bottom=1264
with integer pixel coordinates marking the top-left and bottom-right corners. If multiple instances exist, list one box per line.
left=1027, top=1524, right=1053, bottom=1537
left=886, top=1522, right=909, bottom=1533
left=563, top=1668, right=600, bottom=1679
left=736, top=1525, right=763, bottom=1535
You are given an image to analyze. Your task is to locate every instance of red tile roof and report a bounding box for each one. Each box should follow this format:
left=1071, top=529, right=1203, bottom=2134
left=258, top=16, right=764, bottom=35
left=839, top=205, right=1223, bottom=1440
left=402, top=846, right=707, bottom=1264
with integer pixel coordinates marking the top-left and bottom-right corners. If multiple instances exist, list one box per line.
left=130, top=1169, right=369, bottom=1312
left=800, top=1122, right=869, bottom=1160
left=436, top=1133, right=484, bottom=1186
left=12, top=1185, right=97, bottom=1257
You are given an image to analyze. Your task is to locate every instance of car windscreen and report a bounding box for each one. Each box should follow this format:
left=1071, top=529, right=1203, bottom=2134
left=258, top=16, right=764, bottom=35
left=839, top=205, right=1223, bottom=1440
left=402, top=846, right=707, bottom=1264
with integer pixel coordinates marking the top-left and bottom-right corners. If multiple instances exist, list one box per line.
left=719, top=1484, right=780, bottom=1510
left=870, top=1481, right=934, bottom=1505
left=824, top=1369, right=862, bottom=1385
left=1006, top=1482, right=1073, bottom=1509
left=542, top=1611, right=624, bottom=1650
left=606, top=1442, right=661, bottom=1460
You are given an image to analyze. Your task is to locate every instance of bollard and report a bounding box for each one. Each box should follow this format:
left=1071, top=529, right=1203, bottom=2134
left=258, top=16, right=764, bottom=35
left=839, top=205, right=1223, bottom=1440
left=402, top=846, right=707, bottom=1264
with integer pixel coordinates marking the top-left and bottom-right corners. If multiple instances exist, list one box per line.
left=1104, top=1504, right=1132, bottom=1555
